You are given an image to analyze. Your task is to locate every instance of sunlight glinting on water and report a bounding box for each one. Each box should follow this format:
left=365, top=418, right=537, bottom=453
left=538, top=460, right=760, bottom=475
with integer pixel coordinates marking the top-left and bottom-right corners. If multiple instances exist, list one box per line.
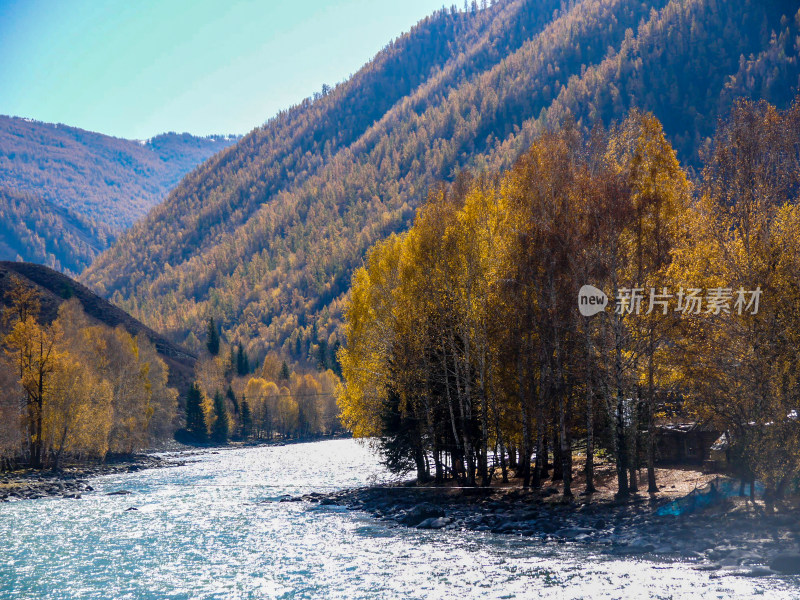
left=2, top=439, right=797, bottom=599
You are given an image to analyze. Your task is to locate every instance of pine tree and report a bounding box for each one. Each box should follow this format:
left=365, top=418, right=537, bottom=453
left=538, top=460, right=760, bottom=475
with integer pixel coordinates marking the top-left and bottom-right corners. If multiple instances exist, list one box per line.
left=330, top=341, right=342, bottom=377
left=206, top=317, right=220, bottom=355
left=211, top=391, right=229, bottom=444
left=236, top=345, right=249, bottom=376
left=228, top=346, right=236, bottom=375
left=185, top=383, right=207, bottom=441
left=240, top=400, right=253, bottom=439
left=226, top=385, right=239, bottom=414
left=280, top=361, right=290, bottom=381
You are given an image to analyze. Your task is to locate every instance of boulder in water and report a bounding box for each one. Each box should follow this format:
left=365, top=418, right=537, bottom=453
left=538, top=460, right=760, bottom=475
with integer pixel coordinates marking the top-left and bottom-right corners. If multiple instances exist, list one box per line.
left=399, top=503, right=445, bottom=527
left=769, top=554, right=800, bottom=574
left=417, top=517, right=450, bottom=529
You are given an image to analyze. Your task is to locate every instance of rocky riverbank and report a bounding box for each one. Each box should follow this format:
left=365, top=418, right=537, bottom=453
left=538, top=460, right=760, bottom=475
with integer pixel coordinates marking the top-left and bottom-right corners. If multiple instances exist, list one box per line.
left=0, top=453, right=185, bottom=502
left=0, top=435, right=345, bottom=503
left=291, top=482, right=800, bottom=578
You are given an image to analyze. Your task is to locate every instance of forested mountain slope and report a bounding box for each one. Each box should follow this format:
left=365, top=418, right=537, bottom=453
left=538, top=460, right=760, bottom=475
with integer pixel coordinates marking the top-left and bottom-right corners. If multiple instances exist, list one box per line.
left=0, top=116, right=238, bottom=273
left=0, top=186, right=113, bottom=274
left=83, top=0, right=800, bottom=363
left=0, top=116, right=238, bottom=230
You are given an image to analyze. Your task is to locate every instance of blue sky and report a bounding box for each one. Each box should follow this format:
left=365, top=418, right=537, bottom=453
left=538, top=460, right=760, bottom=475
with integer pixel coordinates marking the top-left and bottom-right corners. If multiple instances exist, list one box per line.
left=0, top=0, right=449, bottom=139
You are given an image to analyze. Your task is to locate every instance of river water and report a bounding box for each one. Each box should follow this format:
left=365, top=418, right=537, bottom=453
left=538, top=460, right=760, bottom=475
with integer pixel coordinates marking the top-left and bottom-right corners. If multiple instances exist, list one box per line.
left=2, top=439, right=798, bottom=599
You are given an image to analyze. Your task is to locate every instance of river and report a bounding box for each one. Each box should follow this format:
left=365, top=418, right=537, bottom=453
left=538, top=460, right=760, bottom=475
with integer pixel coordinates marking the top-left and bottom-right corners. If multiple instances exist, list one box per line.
left=2, top=439, right=798, bottom=599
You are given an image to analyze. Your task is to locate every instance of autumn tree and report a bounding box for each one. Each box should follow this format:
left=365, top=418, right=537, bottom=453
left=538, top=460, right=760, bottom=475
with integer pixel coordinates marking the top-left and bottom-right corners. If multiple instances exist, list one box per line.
left=669, top=98, right=800, bottom=501
left=44, top=357, right=112, bottom=468
left=4, top=314, right=63, bottom=468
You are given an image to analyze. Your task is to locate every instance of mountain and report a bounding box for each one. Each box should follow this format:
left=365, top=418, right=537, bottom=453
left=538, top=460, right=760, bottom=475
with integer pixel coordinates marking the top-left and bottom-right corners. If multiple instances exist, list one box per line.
left=0, top=187, right=114, bottom=274
left=82, top=0, right=800, bottom=364
left=0, top=261, right=195, bottom=394
left=0, top=116, right=239, bottom=272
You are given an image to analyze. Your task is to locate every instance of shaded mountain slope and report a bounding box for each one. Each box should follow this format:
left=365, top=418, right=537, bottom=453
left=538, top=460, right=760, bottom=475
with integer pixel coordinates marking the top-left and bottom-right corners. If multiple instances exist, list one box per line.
left=0, top=187, right=114, bottom=274
left=0, top=116, right=238, bottom=230
left=0, top=117, right=238, bottom=275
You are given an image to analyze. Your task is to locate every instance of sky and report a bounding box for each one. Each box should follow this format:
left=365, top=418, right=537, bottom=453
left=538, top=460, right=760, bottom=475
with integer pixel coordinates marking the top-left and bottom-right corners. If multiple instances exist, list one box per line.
left=0, top=0, right=449, bottom=139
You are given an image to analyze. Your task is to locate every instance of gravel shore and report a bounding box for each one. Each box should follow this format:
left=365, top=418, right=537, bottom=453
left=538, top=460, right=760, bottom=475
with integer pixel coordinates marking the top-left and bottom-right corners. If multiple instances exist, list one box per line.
left=0, top=453, right=185, bottom=502
left=291, top=482, right=800, bottom=578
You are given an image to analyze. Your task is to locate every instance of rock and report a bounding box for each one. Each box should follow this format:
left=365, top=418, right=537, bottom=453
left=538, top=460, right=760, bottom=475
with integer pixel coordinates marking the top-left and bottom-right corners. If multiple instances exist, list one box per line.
left=694, top=540, right=714, bottom=551
left=769, top=553, right=800, bottom=574
left=417, top=517, right=450, bottom=530
left=106, top=490, right=132, bottom=496
left=707, top=546, right=735, bottom=560
left=593, top=519, right=607, bottom=530
left=535, top=520, right=559, bottom=534
left=399, top=503, right=445, bottom=527
left=554, top=527, right=594, bottom=540
left=737, top=567, right=774, bottom=577
left=493, top=521, right=519, bottom=534
left=612, top=538, right=656, bottom=555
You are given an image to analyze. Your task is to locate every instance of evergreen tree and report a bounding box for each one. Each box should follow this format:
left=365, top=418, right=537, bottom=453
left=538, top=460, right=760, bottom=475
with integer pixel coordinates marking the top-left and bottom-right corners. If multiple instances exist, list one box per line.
left=236, top=344, right=250, bottom=376
left=185, top=383, right=207, bottom=441
left=279, top=361, right=290, bottom=381
left=330, top=340, right=342, bottom=378
left=206, top=317, right=220, bottom=355
left=228, top=346, right=236, bottom=375
left=211, top=391, right=229, bottom=444
left=317, top=339, right=328, bottom=369
left=240, top=400, right=253, bottom=439
left=226, top=385, right=239, bottom=414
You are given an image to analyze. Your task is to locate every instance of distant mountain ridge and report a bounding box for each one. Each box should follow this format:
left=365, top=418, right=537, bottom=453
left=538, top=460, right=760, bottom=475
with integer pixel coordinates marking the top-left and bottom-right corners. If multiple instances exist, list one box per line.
left=83, top=0, right=800, bottom=362
left=0, top=115, right=239, bottom=273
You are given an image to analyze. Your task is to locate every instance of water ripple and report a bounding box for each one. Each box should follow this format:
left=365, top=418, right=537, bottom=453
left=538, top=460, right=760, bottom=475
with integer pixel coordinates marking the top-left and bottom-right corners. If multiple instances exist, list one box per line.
left=1, top=439, right=797, bottom=599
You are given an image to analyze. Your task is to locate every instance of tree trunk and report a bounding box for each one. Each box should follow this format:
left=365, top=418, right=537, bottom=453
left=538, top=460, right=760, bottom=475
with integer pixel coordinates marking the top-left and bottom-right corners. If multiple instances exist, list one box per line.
left=414, top=446, right=429, bottom=483
left=499, top=439, right=508, bottom=483
left=614, top=316, right=629, bottom=499
left=517, top=355, right=533, bottom=488
left=507, top=445, right=517, bottom=469
left=537, top=431, right=547, bottom=483
left=646, top=340, right=658, bottom=493
left=560, top=400, right=573, bottom=498
left=584, top=322, right=596, bottom=494
left=551, top=428, right=563, bottom=481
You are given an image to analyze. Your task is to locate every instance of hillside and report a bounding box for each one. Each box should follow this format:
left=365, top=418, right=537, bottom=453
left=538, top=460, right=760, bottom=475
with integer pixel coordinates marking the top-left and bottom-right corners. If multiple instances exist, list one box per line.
left=0, top=187, right=114, bottom=274
left=82, top=0, right=800, bottom=364
left=0, top=261, right=195, bottom=394
left=0, top=116, right=238, bottom=274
